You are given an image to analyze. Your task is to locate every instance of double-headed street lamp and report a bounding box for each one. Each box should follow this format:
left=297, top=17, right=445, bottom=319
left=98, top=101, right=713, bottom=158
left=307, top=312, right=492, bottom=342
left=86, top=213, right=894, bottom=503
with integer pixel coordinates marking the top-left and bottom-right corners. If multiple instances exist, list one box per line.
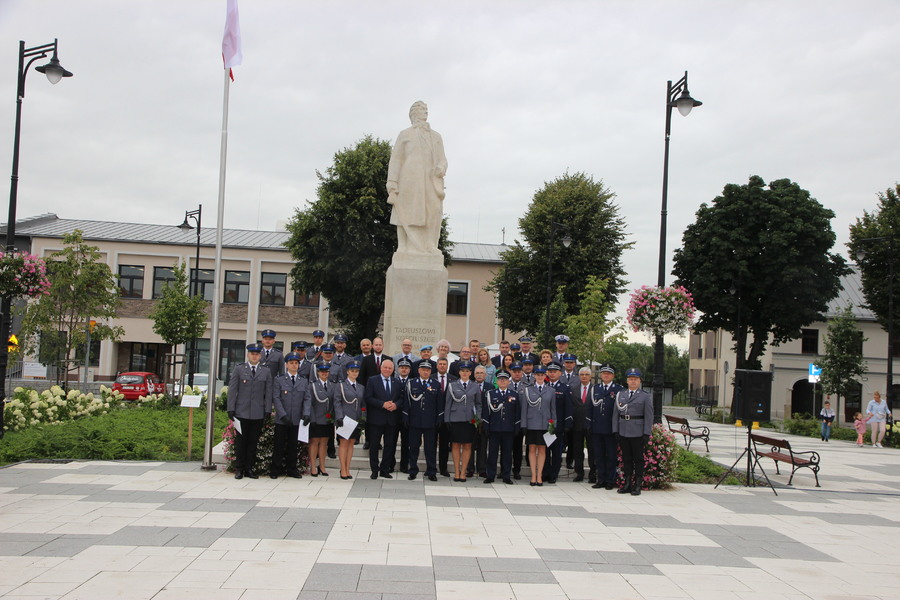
left=0, top=39, right=72, bottom=429
left=654, top=71, right=701, bottom=422
left=178, top=205, right=202, bottom=388
left=544, top=221, right=571, bottom=348
left=855, top=237, right=895, bottom=413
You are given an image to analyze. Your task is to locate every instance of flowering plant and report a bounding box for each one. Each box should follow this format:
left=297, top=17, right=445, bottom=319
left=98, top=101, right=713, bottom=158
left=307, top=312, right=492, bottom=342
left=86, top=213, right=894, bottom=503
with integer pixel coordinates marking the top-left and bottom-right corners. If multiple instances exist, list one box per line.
left=3, top=385, right=123, bottom=432
left=546, top=419, right=556, bottom=436
left=471, top=412, right=482, bottom=428
left=359, top=406, right=367, bottom=424
left=325, top=412, right=334, bottom=424
left=0, top=251, right=51, bottom=298
left=222, top=416, right=310, bottom=474
left=626, top=285, right=695, bottom=337
left=616, top=424, right=679, bottom=490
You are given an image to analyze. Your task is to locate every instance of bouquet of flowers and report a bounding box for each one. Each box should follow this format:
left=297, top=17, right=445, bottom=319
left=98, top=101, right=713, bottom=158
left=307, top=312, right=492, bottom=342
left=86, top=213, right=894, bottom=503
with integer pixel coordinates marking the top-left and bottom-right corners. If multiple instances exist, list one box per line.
left=359, top=406, right=367, bottom=424
left=471, top=412, right=482, bottom=428
left=546, top=419, right=556, bottom=436
left=0, top=251, right=50, bottom=299
left=326, top=412, right=334, bottom=424
left=627, top=285, right=695, bottom=337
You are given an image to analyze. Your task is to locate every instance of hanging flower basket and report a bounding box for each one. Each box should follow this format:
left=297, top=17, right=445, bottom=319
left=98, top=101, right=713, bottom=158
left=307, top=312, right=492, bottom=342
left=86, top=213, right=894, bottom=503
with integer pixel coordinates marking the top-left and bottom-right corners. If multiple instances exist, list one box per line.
left=626, top=285, right=695, bottom=337
left=0, top=251, right=51, bottom=298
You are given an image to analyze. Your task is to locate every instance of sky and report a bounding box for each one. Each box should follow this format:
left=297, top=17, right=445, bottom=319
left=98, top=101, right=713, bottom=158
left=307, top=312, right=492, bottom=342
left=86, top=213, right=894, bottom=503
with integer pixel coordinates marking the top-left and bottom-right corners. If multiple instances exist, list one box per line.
left=1, top=1, right=898, bottom=344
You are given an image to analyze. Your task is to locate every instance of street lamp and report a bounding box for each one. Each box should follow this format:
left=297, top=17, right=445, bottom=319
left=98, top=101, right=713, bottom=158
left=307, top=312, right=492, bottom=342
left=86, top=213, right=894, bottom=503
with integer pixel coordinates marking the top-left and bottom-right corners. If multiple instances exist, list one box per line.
left=0, top=39, right=72, bottom=435
left=855, top=238, right=895, bottom=414
left=653, top=71, right=701, bottom=423
left=178, top=205, right=202, bottom=388
left=544, top=221, right=571, bottom=348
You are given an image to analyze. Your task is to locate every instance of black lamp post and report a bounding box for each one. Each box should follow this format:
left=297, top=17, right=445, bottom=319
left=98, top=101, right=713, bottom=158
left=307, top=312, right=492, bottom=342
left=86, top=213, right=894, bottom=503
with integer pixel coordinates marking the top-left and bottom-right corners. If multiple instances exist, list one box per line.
left=544, top=222, right=571, bottom=348
left=0, top=39, right=72, bottom=433
left=178, top=205, right=202, bottom=388
left=653, top=71, right=701, bottom=423
left=856, top=238, right=895, bottom=414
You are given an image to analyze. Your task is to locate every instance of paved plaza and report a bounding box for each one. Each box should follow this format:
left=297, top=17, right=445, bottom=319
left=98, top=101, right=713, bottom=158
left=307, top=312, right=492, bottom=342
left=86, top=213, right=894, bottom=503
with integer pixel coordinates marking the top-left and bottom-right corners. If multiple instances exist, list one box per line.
left=1, top=414, right=899, bottom=600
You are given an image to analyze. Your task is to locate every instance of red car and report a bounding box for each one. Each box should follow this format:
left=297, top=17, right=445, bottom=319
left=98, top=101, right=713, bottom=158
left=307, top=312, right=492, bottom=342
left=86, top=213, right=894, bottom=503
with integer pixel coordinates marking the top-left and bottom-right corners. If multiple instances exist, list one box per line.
left=112, top=372, right=165, bottom=400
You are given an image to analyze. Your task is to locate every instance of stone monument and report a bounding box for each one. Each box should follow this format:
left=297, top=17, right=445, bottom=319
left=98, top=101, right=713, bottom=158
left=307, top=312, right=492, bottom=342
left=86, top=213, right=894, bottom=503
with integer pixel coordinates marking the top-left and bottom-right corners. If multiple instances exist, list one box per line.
left=382, top=101, right=448, bottom=353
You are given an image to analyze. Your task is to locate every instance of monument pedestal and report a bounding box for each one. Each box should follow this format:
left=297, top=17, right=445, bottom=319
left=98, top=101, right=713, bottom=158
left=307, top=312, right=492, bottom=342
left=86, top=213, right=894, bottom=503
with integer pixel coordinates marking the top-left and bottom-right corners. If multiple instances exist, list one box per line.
left=382, top=251, right=447, bottom=355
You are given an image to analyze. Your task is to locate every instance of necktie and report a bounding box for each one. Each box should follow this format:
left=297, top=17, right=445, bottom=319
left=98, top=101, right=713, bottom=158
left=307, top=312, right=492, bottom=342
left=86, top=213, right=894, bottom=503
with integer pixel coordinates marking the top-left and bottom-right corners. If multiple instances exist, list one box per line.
left=265, top=349, right=270, bottom=360
left=351, top=382, right=356, bottom=390
left=251, top=366, right=256, bottom=376
left=462, top=382, right=467, bottom=389
left=376, top=355, right=381, bottom=368
left=582, top=386, right=587, bottom=404
left=291, top=375, right=296, bottom=384
left=323, top=382, right=328, bottom=392
left=441, top=376, right=445, bottom=391
left=384, top=378, right=390, bottom=393
left=629, top=390, right=634, bottom=399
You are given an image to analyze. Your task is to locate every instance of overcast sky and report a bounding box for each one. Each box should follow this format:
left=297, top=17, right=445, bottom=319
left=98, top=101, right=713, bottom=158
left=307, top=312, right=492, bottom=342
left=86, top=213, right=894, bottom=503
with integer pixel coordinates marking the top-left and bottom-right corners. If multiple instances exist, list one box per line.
left=1, top=1, right=898, bottom=342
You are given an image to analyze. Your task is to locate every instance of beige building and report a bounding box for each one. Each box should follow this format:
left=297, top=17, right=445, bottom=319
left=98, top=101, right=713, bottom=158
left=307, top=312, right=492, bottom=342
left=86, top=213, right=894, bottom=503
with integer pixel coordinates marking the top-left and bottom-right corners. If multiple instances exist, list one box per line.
left=11, top=214, right=508, bottom=382
left=689, top=269, right=897, bottom=425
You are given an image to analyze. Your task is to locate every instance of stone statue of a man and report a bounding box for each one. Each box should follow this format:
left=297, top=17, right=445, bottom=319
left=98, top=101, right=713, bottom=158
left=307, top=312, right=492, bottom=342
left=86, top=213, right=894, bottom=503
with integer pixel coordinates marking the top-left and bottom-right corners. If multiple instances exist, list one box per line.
left=387, top=101, right=447, bottom=256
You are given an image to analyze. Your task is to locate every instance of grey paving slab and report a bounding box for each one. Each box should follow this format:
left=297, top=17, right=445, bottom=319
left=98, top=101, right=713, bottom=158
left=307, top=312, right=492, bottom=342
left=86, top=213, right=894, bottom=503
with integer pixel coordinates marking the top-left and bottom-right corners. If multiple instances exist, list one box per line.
left=381, top=594, right=437, bottom=600
left=297, top=593, right=328, bottom=600
left=222, top=519, right=293, bottom=539
left=482, top=571, right=558, bottom=583
left=78, top=490, right=183, bottom=503
left=281, top=508, right=340, bottom=523
left=286, top=522, right=334, bottom=541
left=95, top=526, right=178, bottom=546
left=24, top=535, right=104, bottom=557
left=243, top=506, right=288, bottom=521
left=597, top=551, right=653, bottom=566
left=537, top=549, right=602, bottom=563
left=323, top=592, right=382, bottom=600
left=477, top=557, right=549, bottom=572
left=629, top=545, right=694, bottom=565
left=432, top=556, right=480, bottom=568
left=12, top=483, right=111, bottom=495
left=0, top=541, right=49, bottom=555
left=303, top=574, right=360, bottom=593
left=544, top=560, right=594, bottom=572
left=360, top=565, right=433, bottom=582
left=357, top=580, right=435, bottom=595
left=595, top=514, right=687, bottom=528
left=586, top=564, right=663, bottom=575
left=164, top=528, right=226, bottom=547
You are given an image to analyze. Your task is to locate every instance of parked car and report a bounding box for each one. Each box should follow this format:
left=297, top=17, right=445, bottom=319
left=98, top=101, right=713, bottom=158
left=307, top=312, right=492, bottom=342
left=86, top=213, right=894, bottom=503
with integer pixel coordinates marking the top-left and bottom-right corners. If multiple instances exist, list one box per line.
left=172, top=373, right=215, bottom=396
left=112, top=372, right=165, bottom=400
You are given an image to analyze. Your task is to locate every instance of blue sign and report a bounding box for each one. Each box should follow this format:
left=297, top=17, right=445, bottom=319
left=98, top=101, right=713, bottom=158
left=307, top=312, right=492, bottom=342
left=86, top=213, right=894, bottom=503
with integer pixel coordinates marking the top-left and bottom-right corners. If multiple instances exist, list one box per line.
left=809, top=363, right=822, bottom=383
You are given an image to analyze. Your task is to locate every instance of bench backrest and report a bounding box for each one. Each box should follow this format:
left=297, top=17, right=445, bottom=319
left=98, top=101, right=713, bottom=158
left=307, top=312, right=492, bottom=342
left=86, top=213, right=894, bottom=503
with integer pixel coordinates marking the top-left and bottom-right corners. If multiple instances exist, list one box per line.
left=665, top=415, right=688, bottom=426
left=751, top=433, right=791, bottom=451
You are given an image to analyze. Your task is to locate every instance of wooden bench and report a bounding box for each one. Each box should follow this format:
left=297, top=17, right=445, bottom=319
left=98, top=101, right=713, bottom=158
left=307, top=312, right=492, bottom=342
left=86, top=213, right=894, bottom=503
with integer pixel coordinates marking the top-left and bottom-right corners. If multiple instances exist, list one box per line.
left=750, top=433, right=820, bottom=487
left=664, top=414, right=710, bottom=452
left=693, top=398, right=716, bottom=417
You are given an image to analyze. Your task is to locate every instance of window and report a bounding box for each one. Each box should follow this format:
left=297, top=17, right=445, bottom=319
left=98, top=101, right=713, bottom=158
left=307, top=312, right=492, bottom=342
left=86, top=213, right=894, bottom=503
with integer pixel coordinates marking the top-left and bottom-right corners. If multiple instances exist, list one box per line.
left=189, top=268, right=215, bottom=301
left=152, top=267, right=176, bottom=299
left=75, top=339, right=101, bottom=368
left=187, top=338, right=210, bottom=374
left=853, top=331, right=864, bottom=356
left=224, top=270, right=250, bottom=304
left=293, top=292, right=320, bottom=308
left=220, top=339, right=247, bottom=380
left=260, top=272, right=286, bottom=306
left=118, top=265, right=144, bottom=298
left=801, top=329, right=819, bottom=354
left=447, top=282, right=468, bottom=315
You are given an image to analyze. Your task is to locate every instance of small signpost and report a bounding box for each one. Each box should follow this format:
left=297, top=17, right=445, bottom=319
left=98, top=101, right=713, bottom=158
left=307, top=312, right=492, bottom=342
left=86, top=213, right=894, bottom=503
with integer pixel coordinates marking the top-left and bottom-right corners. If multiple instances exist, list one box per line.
left=180, top=394, right=202, bottom=460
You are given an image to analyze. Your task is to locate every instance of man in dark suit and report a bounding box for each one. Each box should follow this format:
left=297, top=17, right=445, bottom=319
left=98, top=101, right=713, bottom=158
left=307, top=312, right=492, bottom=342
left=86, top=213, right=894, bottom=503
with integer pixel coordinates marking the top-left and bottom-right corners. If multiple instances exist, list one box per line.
left=589, top=363, right=622, bottom=490
left=491, top=340, right=511, bottom=369
left=360, top=336, right=387, bottom=383
left=568, top=366, right=595, bottom=482
left=227, top=343, right=273, bottom=480
left=364, top=357, right=401, bottom=479
left=259, top=329, right=284, bottom=378
left=449, top=345, right=474, bottom=378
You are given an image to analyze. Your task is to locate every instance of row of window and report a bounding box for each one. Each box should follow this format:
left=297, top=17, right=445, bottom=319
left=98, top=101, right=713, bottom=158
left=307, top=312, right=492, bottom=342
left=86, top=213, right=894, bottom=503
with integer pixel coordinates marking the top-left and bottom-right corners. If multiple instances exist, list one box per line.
left=119, top=265, right=471, bottom=315
left=118, top=265, right=320, bottom=307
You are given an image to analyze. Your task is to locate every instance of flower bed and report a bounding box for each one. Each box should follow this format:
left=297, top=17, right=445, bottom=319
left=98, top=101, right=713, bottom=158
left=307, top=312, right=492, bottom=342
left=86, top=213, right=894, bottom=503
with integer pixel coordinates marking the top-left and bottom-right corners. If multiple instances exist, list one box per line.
left=3, top=385, right=123, bottom=432
left=616, top=423, right=680, bottom=489
left=627, top=285, right=695, bottom=337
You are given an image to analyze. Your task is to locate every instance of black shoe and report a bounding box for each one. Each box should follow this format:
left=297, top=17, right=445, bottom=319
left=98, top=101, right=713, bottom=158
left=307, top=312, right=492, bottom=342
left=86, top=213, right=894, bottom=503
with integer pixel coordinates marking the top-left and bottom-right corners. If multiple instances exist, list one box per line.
left=319, top=470, right=329, bottom=477
left=287, top=471, right=301, bottom=479
left=310, top=470, right=318, bottom=477
left=503, top=479, right=514, bottom=485
left=631, top=487, right=641, bottom=496
left=479, top=472, right=487, bottom=478
left=453, top=478, right=462, bottom=482
left=605, top=483, right=615, bottom=490
left=530, top=482, right=536, bottom=486
left=483, top=478, right=495, bottom=484
left=270, top=473, right=278, bottom=479
left=465, top=471, right=474, bottom=478
left=545, top=478, right=556, bottom=484
left=591, top=482, right=603, bottom=489
left=399, top=467, right=409, bottom=474
left=536, top=482, right=543, bottom=487
left=245, top=470, right=259, bottom=479
left=588, top=474, right=597, bottom=484
left=566, top=462, right=574, bottom=470
left=340, top=475, right=351, bottom=480
left=617, top=485, right=632, bottom=494
left=513, top=472, right=521, bottom=480
left=440, top=471, right=451, bottom=477
left=327, top=452, right=337, bottom=459
left=380, top=472, right=393, bottom=479
left=427, top=474, right=438, bottom=481
left=363, top=442, right=370, bottom=449
left=370, top=472, right=378, bottom=480
left=234, top=471, right=243, bottom=480
left=573, top=474, right=584, bottom=482
left=408, top=473, right=417, bottom=480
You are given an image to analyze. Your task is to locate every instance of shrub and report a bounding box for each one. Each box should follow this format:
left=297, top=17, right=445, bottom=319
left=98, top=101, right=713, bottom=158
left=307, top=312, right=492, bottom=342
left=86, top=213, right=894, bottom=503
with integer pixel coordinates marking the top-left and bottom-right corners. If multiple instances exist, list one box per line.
left=3, top=385, right=123, bottom=432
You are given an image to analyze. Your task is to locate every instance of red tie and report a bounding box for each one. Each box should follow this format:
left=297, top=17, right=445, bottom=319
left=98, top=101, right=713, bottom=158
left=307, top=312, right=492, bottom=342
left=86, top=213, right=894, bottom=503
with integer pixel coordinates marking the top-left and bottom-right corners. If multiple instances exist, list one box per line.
left=582, top=386, right=587, bottom=404
left=441, top=375, right=445, bottom=391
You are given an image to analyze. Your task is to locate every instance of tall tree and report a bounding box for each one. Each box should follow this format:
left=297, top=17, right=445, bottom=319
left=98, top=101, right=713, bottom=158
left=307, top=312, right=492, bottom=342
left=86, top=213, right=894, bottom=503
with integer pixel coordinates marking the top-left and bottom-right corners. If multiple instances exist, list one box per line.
left=19, top=230, right=124, bottom=385
left=847, top=184, right=899, bottom=337
left=285, top=136, right=451, bottom=344
left=486, top=172, right=630, bottom=348
left=673, top=175, right=849, bottom=370
left=147, top=260, right=207, bottom=375
left=819, top=305, right=867, bottom=423
left=563, top=276, right=624, bottom=369
left=599, top=340, right=688, bottom=395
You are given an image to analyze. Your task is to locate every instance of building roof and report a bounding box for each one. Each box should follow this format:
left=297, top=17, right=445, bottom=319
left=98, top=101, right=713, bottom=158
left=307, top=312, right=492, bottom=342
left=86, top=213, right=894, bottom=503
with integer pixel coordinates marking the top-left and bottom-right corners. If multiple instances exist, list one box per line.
left=826, top=267, right=876, bottom=321
left=4, top=214, right=507, bottom=263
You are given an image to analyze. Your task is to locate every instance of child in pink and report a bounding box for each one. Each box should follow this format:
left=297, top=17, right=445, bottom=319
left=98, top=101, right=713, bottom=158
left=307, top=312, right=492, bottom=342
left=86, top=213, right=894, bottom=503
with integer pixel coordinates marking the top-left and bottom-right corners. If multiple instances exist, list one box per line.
left=853, top=412, right=868, bottom=447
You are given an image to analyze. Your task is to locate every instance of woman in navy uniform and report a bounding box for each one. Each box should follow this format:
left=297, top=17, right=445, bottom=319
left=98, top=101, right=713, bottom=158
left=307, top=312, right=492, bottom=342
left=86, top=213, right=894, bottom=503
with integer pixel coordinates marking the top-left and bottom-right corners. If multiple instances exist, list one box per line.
left=227, top=343, right=273, bottom=480
left=303, top=363, right=334, bottom=476
left=270, top=352, right=310, bottom=479
left=403, top=362, right=444, bottom=481
left=482, top=371, right=520, bottom=484
left=444, top=362, right=482, bottom=482
left=520, top=366, right=556, bottom=486
left=334, top=361, right=365, bottom=480
left=612, top=367, right=654, bottom=495
left=586, top=364, right=621, bottom=490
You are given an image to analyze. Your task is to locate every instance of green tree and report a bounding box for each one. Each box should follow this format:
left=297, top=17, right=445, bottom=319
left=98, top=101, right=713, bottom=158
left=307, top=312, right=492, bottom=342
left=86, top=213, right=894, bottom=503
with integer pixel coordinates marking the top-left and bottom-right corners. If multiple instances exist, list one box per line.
left=487, top=172, right=630, bottom=348
left=819, top=305, right=867, bottom=423
left=563, top=276, right=624, bottom=368
left=285, top=136, right=452, bottom=344
left=19, top=230, right=124, bottom=385
left=848, top=183, right=899, bottom=337
left=147, top=260, right=207, bottom=371
left=673, top=175, right=849, bottom=370
left=600, top=340, right=688, bottom=394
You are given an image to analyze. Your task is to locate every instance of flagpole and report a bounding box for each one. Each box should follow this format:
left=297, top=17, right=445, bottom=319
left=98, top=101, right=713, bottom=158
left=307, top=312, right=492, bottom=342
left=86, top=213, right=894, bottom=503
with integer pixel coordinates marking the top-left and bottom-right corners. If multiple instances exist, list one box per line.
left=201, top=68, right=231, bottom=470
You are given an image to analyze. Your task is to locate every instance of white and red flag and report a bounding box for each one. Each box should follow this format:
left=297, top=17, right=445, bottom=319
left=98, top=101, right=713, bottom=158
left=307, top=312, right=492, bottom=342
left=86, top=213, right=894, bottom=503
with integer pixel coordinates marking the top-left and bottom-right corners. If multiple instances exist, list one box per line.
left=222, top=0, right=242, bottom=80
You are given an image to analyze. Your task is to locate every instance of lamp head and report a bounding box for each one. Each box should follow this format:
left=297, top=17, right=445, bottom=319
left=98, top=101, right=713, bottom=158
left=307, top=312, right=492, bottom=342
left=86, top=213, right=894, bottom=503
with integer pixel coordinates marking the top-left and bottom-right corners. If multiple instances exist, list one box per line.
left=675, top=88, right=702, bottom=116
left=561, top=233, right=572, bottom=248
left=178, top=216, right=194, bottom=231
left=35, top=42, right=73, bottom=85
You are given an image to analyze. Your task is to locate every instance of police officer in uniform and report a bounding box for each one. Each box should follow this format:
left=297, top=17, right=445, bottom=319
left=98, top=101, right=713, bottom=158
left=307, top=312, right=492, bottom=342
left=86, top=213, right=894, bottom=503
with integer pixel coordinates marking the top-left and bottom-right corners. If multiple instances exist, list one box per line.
left=403, top=362, right=443, bottom=481
left=588, top=363, right=622, bottom=490
left=543, top=362, right=570, bottom=484
left=444, top=361, right=482, bottom=482
left=613, top=367, right=654, bottom=495
left=304, top=363, right=334, bottom=476
left=518, top=336, right=539, bottom=364
left=521, top=366, right=556, bottom=486
left=291, top=341, right=313, bottom=381
left=393, top=357, right=413, bottom=473
left=270, top=352, right=310, bottom=479
left=509, top=361, right=527, bottom=480
left=483, top=371, right=520, bottom=484
left=259, top=329, right=284, bottom=378
left=334, top=361, right=365, bottom=480
left=228, top=343, right=273, bottom=480
left=306, top=329, right=326, bottom=362
left=331, top=333, right=352, bottom=381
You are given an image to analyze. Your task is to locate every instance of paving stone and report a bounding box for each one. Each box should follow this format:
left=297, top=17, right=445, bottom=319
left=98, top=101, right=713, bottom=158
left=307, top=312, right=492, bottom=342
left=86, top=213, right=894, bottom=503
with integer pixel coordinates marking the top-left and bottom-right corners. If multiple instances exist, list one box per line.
left=537, top=549, right=602, bottom=563
left=164, top=528, right=226, bottom=547
left=482, top=571, right=557, bottom=583
left=24, top=535, right=104, bottom=557
left=243, top=506, right=288, bottom=521
left=281, top=508, right=340, bottom=523
left=477, top=557, right=548, bottom=573
left=95, top=526, right=178, bottom=546
left=0, top=541, right=50, bottom=555
left=357, top=580, right=435, bottom=595
left=223, top=520, right=293, bottom=539
left=381, top=594, right=436, bottom=600
left=360, top=565, right=433, bottom=582
left=285, top=522, right=334, bottom=541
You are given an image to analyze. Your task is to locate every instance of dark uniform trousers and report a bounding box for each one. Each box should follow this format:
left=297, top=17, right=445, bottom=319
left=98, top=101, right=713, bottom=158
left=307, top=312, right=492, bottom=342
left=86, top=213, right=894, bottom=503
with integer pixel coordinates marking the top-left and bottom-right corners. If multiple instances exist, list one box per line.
left=486, top=432, right=514, bottom=480
left=408, top=426, right=438, bottom=477
left=368, top=423, right=399, bottom=475
left=272, top=423, right=300, bottom=475
left=619, top=434, right=646, bottom=486
left=390, top=379, right=410, bottom=473
left=235, top=419, right=264, bottom=474
left=592, top=433, right=617, bottom=485
left=510, top=382, right=527, bottom=476
left=570, top=427, right=594, bottom=478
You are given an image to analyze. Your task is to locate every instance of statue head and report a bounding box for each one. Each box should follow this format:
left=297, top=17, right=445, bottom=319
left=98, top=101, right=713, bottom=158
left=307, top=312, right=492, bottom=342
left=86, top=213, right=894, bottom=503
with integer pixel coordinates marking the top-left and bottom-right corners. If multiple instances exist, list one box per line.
left=409, top=101, right=428, bottom=124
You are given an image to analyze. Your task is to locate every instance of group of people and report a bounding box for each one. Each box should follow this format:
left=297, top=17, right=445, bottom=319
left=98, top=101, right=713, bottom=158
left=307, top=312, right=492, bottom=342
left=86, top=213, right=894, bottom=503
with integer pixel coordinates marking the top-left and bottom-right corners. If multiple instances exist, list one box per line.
left=226, top=331, right=654, bottom=495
